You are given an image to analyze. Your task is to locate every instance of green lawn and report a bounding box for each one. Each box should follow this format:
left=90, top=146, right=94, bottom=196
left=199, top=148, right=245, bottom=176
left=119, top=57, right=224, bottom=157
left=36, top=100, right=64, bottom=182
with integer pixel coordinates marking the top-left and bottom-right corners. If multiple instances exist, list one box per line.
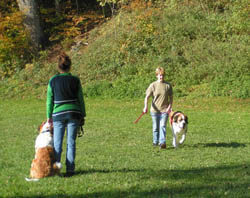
left=0, top=98, right=250, bottom=198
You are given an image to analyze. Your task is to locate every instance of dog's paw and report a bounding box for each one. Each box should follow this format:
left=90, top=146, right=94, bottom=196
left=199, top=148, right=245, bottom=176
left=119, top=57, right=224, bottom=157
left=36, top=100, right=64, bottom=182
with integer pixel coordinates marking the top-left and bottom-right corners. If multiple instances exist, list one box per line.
left=55, top=162, right=62, bottom=169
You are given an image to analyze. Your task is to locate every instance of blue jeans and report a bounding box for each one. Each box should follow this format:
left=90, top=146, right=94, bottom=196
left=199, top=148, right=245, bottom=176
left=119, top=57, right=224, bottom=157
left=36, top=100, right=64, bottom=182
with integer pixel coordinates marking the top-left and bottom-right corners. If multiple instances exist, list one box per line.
left=53, top=119, right=79, bottom=173
left=151, top=112, right=168, bottom=145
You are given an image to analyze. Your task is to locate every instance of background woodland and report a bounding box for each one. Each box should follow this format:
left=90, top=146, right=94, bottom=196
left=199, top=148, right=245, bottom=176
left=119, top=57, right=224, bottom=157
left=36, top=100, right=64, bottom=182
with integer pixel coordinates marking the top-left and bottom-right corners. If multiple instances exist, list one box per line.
left=0, top=0, right=249, bottom=99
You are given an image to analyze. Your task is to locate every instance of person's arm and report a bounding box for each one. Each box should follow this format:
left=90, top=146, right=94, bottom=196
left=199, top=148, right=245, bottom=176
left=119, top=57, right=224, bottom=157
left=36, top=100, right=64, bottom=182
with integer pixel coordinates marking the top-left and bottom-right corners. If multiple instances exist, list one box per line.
left=46, top=82, right=54, bottom=124
left=77, top=82, right=86, bottom=118
left=143, top=84, right=153, bottom=113
left=166, top=85, right=173, bottom=114
left=143, top=93, right=150, bottom=113
left=166, top=95, right=173, bottom=114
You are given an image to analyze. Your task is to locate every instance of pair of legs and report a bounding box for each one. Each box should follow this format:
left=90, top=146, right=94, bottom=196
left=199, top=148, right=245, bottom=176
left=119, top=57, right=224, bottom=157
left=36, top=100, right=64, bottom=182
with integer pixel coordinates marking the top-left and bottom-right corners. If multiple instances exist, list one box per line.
left=151, top=112, right=168, bottom=146
left=53, top=119, right=79, bottom=173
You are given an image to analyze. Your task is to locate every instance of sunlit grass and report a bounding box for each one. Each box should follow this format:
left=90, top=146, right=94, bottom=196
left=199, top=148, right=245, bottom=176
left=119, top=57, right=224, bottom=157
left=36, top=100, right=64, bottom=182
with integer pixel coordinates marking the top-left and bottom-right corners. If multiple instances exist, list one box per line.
left=0, top=97, right=249, bottom=197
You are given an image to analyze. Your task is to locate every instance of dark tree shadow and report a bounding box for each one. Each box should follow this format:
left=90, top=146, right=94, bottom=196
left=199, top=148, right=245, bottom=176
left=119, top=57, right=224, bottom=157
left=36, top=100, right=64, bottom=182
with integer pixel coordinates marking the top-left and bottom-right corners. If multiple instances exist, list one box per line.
left=73, top=168, right=145, bottom=176
left=191, top=142, right=247, bottom=148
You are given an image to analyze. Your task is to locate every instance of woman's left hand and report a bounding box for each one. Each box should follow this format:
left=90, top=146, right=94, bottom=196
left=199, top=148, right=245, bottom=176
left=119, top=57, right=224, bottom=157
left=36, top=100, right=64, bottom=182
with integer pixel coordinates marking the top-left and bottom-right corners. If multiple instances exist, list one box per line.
left=47, top=118, right=53, bottom=125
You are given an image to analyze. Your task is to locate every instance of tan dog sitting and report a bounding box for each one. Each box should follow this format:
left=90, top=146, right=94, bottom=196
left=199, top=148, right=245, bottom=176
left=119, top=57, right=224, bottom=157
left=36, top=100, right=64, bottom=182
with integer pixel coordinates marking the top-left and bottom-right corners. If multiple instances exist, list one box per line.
left=169, top=111, right=188, bottom=148
left=26, top=121, right=61, bottom=181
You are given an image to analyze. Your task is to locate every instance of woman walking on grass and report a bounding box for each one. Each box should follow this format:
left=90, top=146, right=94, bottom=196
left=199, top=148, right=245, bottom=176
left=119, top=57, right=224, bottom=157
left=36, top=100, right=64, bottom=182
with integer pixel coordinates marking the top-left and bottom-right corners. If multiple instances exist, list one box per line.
left=143, top=67, right=173, bottom=149
left=46, top=52, right=86, bottom=177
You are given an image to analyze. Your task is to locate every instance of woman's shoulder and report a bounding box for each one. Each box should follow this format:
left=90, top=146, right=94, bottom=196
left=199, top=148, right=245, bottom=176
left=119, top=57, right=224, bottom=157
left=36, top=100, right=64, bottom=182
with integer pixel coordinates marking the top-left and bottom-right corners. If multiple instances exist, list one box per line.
left=71, top=74, right=80, bottom=80
left=49, top=73, right=80, bottom=80
left=49, top=74, right=60, bottom=82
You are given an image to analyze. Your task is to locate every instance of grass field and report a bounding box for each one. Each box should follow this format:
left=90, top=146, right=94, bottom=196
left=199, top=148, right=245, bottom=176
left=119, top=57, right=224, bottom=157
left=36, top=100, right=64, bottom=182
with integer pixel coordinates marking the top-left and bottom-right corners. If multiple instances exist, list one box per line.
left=0, top=97, right=250, bottom=198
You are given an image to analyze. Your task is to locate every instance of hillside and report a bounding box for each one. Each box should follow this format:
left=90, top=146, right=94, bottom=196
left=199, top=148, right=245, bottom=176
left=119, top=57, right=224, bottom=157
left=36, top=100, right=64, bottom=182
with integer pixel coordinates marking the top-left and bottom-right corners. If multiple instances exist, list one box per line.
left=0, top=0, right=249, bottom=99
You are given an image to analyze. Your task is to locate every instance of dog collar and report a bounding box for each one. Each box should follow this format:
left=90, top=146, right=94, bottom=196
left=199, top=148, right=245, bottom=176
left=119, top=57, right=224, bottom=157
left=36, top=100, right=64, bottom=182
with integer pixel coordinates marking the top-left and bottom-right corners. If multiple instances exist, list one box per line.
left=41, top=129, right=51, bottom=134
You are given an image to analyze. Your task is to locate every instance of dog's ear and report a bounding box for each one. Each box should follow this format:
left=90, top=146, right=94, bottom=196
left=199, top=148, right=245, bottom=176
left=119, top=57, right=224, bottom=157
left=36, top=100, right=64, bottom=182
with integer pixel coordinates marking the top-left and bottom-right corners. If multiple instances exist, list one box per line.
left=173, top=115, right=178, bottom=123
left=38, top=121, right=45, bottom=132
left=50, top=126, right=54, bottom=135
left=185, top=116, right=188, bottom=124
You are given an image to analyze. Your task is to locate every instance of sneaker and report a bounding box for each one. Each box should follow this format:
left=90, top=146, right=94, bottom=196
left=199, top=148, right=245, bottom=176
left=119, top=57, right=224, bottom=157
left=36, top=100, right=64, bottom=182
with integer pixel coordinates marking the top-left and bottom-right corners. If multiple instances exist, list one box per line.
left=153, top=143, right=158, bottom=147
left=160, top=143, right=166, bottom=149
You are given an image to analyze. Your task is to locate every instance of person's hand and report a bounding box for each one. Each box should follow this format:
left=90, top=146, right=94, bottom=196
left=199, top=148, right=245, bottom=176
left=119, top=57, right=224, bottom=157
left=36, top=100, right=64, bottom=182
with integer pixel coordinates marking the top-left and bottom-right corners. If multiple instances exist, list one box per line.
left=143, top=107, right=148, bottom=114
left=166, top=107, right=172, bottom=114
left=47, top=118, right=53, bottom=125
left=80, top=117, right=85, bottom=126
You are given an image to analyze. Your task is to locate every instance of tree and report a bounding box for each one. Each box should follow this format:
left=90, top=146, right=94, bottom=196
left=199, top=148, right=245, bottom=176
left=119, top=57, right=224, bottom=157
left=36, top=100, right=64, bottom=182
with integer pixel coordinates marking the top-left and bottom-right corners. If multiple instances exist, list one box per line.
left=17, top=0, right=45, bottom=52
left=97, top=0, right=128, bottom=17
left=55, top=0, right=63, bottom=15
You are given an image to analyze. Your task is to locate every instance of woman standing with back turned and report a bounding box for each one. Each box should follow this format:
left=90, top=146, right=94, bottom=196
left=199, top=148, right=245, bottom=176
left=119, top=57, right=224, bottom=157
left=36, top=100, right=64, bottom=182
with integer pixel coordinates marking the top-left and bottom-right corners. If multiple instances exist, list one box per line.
left=47, top=52, right=86, bottom=177
left=143, top=67, right=173, bottom=149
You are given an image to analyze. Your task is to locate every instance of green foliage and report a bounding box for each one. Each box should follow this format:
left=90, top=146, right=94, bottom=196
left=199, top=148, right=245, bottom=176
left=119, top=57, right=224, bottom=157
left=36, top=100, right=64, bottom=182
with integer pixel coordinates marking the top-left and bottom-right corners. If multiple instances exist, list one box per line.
left=0, top=1, right=105, bottom=79
left=84, top=80, right=113, bottom=97
left=97, top=0, right=129, bottom=7
left=0, top=0, right=18, bottom=13
left=222, top=0, right=250, bottom=36
left=40, top=1, right=105, bottom=46
left=1, top=0, right=249, bottom=99
left=211, top=75, right=250, bottom=99
left=75, top=0, right=249, bottom=99
left=0, top=11, right=33, bottom=78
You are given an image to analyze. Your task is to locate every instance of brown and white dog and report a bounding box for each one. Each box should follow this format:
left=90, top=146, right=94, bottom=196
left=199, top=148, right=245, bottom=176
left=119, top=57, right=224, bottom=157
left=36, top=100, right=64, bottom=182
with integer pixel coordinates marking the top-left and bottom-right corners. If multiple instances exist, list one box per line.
left=169, top=111, right=188, bottom=148
left=25, top=121, right=61, bottom=181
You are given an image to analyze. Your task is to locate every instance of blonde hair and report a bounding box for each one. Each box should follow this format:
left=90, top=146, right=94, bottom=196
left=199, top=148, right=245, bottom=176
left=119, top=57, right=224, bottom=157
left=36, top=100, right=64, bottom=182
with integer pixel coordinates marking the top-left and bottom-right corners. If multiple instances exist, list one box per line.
left=155, top=67, right=165, bottom=75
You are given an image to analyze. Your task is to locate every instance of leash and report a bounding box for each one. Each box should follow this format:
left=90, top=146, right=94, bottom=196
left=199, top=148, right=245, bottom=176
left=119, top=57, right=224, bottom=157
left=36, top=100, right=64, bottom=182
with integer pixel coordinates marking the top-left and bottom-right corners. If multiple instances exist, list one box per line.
left=168, top=108, right=174, bottom=125
left=134, top=112, right=145, bottom=124
left=77, top=117, right=85, bottom=137
left=78, top=126, right=84, bottom=137
left=41, top=129, right=51, bottom=134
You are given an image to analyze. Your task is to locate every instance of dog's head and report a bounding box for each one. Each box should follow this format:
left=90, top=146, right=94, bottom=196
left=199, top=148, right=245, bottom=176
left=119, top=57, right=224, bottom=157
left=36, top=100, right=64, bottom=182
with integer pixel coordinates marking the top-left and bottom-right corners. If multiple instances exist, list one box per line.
left=173, top=113, right=188, bottom=129
left=38, top=121, right=53, bottom=135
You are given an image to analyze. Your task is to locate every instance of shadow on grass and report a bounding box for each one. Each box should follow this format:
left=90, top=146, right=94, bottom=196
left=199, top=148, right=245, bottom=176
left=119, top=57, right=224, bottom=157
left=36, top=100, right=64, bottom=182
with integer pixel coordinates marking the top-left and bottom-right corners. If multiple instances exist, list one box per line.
left=192, top=142, right=247, bottom=148
left=11, top=164, right=250, bottom=198
left=74, top=167, right=144, bottom=176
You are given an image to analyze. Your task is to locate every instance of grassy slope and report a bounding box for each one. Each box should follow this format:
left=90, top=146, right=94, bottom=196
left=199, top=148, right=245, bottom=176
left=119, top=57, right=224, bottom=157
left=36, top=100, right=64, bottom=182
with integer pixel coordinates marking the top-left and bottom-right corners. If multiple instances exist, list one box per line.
left=0, top=0, right=249, bottom=100
left=77, top=0, right=250, bottom=99
left=0, top=97, right=250, bottom=197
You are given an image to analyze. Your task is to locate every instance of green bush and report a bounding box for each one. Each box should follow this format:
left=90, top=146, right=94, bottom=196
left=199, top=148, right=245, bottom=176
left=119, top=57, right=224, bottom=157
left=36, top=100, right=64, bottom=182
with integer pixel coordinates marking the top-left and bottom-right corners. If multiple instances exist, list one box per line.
left=84, top=80, right=113, bottom=97
left=211, top=75, right=250, bottom=99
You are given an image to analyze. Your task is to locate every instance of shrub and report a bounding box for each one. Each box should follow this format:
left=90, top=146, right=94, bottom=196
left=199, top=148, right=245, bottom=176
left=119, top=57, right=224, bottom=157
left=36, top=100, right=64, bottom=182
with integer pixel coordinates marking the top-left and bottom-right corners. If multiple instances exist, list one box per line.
left=84, top=80, right=113, bottom=97
left=0, top=11, right=33, bottom=78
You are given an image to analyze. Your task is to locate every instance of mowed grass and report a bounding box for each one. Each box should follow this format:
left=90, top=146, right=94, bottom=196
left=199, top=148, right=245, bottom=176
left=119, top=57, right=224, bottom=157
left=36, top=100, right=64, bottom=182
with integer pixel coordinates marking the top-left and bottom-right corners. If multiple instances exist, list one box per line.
left=0, top=97, right=250, bottom=198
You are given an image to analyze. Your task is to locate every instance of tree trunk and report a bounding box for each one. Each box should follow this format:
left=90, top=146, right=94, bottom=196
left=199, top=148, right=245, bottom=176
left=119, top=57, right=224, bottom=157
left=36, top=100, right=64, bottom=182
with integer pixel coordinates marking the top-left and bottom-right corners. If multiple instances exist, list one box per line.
left=17, top=0, right=45, bottom=52
left=55, top=0, right=63, bottom=15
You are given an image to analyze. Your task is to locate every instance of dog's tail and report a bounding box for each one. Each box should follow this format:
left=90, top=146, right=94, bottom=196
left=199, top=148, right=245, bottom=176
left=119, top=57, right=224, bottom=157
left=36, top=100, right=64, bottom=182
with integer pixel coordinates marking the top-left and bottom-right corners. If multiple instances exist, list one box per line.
left=25, top=177, right=39, bottom=182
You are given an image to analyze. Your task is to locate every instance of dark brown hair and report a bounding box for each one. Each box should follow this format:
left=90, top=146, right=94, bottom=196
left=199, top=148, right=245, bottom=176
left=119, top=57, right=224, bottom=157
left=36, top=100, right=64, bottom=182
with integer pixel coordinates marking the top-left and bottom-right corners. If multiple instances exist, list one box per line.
left=58, top=52, right=71, bottom=72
